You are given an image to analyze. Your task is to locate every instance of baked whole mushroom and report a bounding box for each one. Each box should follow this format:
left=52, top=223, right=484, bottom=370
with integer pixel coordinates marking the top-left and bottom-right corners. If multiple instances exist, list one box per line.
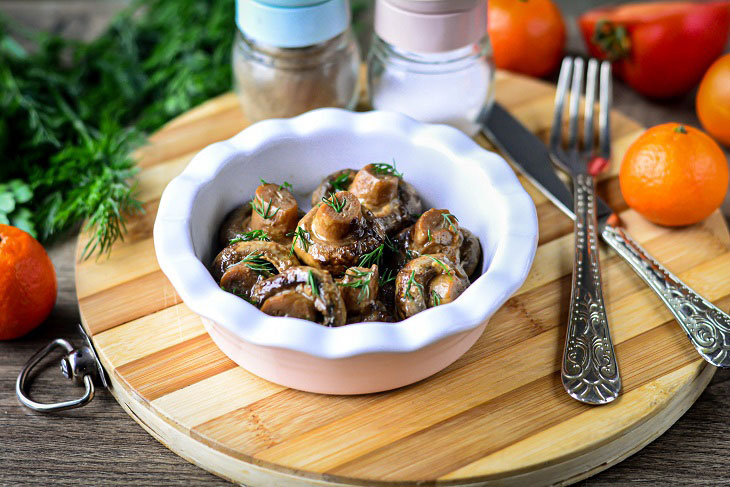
left=312, top=163, right=422, bottom=235
left=394, top=254, right=469, bottom=320
left=252, top=266, right=347, bottom=327
left=219, top=181, right=300, bottom=247
left=212, top=240, right=299, bottom=302
left=337, top=265, right=393, bottom=323
left=395, top=208, right=482, bottom=277
left=293, top=191, right=386, bottom=276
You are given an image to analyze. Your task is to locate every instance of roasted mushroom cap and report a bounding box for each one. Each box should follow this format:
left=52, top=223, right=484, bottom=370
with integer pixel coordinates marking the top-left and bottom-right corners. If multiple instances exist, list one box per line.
left=311, top=169, right=358, bottom=207
left=212, top=241, right=299, bottom=302
left=459, top=227, right=482, bottom=277
left=252, top=266, right=347, bottom=326
left=394, top=254, right=469, bottom=319
left=335, top=264, right=394, bottom=323
left=249, top=183, right=301, bottom=243
left=395, top=208, right=464, bottom=266
left=348, top=164, right=422, bottom=235
left=293, top=191, right=386, bottom=276
left=218, top=202, right=253, bottom=248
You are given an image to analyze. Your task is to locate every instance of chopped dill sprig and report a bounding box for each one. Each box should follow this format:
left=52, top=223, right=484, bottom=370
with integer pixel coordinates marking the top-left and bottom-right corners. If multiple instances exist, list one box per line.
left=404, top=270, right=424, bottom=300
left=442, top=212, right=459, bottom=232
left=259, top=179, right=293, bottom=191
left=287, top=226, right=311, bottom=255
left=330, top=172, right=351, bottom=192
left=308, top=269, right=319, bottom=297
left=428, top=255, right=452, bottom=275
left=427, top=229, right=432, bottom=242
left=229, top=230, right=270, bottom=244
left=384, top=235, right=398, bottom=252
left=252, top=196, right=280, bottom=220
left=240, top=252, right=277, bottom=277
left=371, top=159, right=403, bottom=178
left=431, top=290, right=441, bottom=306
left=405, top=249, right=417, bottom=261
left=378, top=268, right=396, bottom=287
left=359, top=244, right=385, bottom=267
left=322, top=192, right=347, bottom=213
left=337, top=268, right=375, bottom=302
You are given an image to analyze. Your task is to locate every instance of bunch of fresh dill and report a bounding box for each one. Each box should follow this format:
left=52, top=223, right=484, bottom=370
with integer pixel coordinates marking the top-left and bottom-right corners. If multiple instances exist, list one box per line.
left=0, top=0, right=235, bottom=258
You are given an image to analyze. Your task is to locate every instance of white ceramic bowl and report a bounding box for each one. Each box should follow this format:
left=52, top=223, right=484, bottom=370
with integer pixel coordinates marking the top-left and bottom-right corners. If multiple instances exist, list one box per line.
left=154, top=108, right=537, bottom=394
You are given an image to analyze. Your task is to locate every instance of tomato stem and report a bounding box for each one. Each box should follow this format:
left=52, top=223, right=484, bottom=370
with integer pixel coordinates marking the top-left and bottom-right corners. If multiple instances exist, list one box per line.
left=593, top=20, right=631, bottom=61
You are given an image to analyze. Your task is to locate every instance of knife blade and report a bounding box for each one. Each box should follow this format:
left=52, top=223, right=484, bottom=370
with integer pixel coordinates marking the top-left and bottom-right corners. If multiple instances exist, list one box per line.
left=480, top=103, right=613, bottom=222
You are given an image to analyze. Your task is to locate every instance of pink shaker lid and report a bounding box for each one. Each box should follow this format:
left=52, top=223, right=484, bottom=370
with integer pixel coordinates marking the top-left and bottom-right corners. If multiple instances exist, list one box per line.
left=374, top=0, right=487, bottom=53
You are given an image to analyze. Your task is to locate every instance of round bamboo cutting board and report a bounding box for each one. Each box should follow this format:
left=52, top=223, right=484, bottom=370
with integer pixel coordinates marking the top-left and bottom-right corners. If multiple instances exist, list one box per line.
left=76, top=71, right=730, bottom=486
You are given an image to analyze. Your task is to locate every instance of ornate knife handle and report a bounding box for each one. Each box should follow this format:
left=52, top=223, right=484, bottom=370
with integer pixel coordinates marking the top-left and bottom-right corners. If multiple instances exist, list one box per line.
left=602, top=223, right=730, bottom=368
left=563, top=174, right=622, bottom=404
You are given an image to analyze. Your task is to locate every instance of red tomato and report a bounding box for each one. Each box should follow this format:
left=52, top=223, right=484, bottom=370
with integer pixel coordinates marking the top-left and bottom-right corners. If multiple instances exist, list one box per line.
left=579, top=2, right=730, bottom=98
left=488, top=0, right=566, bottom=78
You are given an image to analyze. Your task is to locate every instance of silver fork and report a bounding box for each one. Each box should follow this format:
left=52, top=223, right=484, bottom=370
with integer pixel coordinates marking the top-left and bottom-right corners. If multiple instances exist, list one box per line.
left=551, top=57, right=621, bottom=405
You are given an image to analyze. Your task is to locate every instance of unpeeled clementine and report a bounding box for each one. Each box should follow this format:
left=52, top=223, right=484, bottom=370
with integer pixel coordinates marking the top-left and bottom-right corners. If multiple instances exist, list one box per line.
left=0, top=225, right=57, bottom=340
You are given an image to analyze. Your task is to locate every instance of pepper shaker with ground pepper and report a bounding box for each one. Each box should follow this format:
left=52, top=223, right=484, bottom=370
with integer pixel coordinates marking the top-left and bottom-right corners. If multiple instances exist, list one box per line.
left=232, top=0, right=362, bottom=123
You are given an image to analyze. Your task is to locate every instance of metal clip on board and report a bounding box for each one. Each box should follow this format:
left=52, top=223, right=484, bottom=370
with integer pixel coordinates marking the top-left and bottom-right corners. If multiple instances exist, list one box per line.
left=16, top=325, right=108, bottom=412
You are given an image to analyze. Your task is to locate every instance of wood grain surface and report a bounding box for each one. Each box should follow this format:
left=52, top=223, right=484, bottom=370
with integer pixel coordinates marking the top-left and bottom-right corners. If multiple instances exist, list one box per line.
left=63, top=70, right=729, bottom=486
left=3, top=2, right=730, bottom=486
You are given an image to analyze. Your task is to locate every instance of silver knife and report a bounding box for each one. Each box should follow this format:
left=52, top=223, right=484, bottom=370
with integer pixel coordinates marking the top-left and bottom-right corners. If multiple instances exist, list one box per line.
left=482, top=102, right=730, bottom=368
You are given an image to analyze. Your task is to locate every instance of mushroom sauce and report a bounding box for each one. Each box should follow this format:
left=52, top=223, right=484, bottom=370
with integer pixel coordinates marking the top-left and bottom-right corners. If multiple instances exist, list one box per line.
left=211, top=163, right=483, bottom=325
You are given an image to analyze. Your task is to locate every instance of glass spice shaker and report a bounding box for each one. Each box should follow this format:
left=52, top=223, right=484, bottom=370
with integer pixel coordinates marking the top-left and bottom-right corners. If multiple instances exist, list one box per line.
left=368, top=0, right=495, bottom=136
left=232, top=0, right=362, bottom=123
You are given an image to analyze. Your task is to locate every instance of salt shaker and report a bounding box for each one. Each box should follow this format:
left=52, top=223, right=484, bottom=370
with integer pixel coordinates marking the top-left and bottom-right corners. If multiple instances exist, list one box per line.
left=232, top=0, right=361, bottom=123
left=368, top=0, right=495, bottom=135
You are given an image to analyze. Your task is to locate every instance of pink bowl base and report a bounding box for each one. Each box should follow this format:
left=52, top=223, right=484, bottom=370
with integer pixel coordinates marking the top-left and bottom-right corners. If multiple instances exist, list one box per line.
left=203, top=319, right=488, bottom=395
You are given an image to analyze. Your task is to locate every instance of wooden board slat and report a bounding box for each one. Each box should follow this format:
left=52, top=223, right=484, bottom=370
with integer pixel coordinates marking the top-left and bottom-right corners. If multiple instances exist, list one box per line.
left=76, top=72, right=730, bottom=486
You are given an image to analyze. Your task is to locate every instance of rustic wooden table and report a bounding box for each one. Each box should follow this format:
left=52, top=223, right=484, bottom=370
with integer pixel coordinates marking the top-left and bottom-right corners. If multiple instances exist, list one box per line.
left=2, top=1, right=730, bottom=485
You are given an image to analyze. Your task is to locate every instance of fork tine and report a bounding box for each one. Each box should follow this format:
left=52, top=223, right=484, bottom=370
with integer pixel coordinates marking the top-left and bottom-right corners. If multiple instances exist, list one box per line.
left=567, top=57, right=584, bottom=152
left=550, top=57, right=573, bottom=152
left=583, top=59, right=599, bottom=153
left=599, top=60, right=612, bottom=160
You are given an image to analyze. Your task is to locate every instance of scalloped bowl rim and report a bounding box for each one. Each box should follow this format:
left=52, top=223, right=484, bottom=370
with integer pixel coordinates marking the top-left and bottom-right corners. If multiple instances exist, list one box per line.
left=153, top=108, right=537, bottom=360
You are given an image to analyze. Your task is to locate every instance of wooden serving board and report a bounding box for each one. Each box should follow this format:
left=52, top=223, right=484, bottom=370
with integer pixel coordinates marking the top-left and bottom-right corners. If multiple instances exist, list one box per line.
left=76, top=71, right=730, bottom=486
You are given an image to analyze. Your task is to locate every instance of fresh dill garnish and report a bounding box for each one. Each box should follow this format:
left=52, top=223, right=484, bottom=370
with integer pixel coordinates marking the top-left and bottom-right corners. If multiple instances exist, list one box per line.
left=431, top=290, right=441, bottom=306
left=322, top=192, right=347, bottom=213
left=378, top=268, right=397, bottom=287
left=307, top=269, right=319, bottom=297
left=371, top=159, right=403, bottom=178
left=330, top=172, right=351, bottom=192
left=404, top=270, right=424, bottom=300
left=240, top=252, right=277, bottom=277
left=384, top=234, right=398, bottom=252
left=427, top=229, right=432, bottom=242
left=442, top=212, right=459, bottom=232
left=229, top=230, right=270, bottom=244
left=428, top=255, right=452, bottom=275
left=337, top=268, right=374, bottom=302
left=405, top=249, right=417, bottom=261
left=287, top=226, right=310, bottom=255
left=261, top=178, right=293, bottom=191
left=359, top=244, right=385, bottom=267
left=251, top=196, right=280, bottom=220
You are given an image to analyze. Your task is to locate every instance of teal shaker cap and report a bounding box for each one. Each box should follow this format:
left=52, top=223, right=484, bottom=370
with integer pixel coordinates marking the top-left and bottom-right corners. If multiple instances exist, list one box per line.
left=237, top=0, right=352, bottom=48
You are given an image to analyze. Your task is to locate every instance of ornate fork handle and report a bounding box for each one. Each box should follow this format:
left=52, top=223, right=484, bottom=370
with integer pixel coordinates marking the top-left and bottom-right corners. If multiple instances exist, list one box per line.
left=563, top=173, right=621, bottom=404
left=602, top=223, right=730, bottom=368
